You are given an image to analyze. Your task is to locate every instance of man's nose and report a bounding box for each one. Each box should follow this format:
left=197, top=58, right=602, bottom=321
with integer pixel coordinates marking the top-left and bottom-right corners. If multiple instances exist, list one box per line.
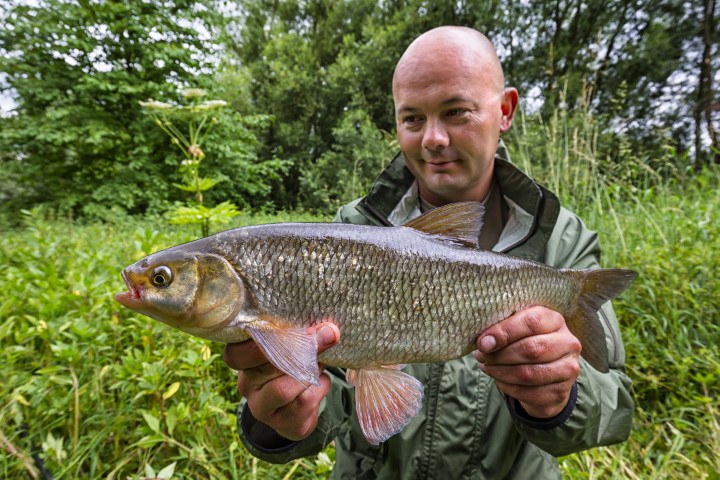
left=422, top=119, right=449, bottom=151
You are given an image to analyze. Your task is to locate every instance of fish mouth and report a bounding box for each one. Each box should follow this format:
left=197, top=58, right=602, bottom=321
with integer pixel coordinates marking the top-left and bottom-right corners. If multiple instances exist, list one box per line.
left=114, top=270, right=142, bottom=307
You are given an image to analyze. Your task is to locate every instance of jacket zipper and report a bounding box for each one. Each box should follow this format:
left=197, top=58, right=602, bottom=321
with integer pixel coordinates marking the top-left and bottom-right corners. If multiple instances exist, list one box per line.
left=418, top=363, right=443, bottom=479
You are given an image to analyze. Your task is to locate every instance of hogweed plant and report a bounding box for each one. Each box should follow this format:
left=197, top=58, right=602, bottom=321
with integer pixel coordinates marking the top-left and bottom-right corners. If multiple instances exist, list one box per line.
left=140, top=88, right=239, bottom=237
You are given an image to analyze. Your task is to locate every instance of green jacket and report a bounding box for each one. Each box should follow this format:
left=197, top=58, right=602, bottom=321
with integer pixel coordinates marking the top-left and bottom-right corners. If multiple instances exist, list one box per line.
left=237, top=148, right=634, bottom=479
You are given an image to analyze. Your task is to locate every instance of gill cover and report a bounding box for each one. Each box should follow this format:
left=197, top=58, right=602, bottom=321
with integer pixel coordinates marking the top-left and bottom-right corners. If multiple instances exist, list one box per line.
left=190, top=252, right=247, bottom=330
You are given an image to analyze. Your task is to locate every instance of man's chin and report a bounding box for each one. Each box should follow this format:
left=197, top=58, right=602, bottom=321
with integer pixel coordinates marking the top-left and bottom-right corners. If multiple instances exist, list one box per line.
left=418, top=178, right=469, bottom=204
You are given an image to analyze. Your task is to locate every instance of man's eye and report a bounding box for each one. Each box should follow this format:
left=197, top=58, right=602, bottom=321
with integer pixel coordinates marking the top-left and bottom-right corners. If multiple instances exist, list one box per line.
left=447, top=109, right=467, bottom=117
left=403, top=115, right=421, bottom=124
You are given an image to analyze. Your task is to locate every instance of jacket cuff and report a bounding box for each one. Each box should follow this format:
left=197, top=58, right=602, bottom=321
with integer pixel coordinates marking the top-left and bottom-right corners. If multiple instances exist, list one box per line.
left=240, top=403, right=298, bottom=454
left=505, top=382, right=578, bottom=430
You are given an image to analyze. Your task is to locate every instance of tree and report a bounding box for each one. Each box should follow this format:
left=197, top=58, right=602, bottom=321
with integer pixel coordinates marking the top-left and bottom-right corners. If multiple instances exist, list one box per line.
left=227, top=0, right=715, bottom=213
left=0, top=0, right=223, bottom=218
left=695, top=0, right=718, bottom=169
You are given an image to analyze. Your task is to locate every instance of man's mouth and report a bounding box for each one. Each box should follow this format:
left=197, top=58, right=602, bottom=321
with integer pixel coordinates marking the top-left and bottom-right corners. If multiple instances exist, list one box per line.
left=426, top=159, right=458, bottom=170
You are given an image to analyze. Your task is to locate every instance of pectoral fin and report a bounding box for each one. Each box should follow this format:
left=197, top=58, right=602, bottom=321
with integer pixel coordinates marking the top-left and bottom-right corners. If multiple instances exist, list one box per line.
left=245, top=320, right=320, bottom=386
left=346, top=366, right=424, bottom=445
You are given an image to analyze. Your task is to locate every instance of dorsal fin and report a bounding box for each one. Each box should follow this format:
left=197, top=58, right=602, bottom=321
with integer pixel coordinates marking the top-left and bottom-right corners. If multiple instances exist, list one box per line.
left=403, top=201, right=484, bottom=248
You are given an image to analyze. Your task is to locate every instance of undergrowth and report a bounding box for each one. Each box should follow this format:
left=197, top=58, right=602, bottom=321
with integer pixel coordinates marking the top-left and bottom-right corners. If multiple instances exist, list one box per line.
left=0, top=212, right=330, bottom=479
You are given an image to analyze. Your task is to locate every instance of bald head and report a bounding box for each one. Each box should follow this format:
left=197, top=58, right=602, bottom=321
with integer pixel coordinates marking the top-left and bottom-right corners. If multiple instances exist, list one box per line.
left=393, top=27, right=505, bottom=96
left=390, top=26, right=519, bottom=206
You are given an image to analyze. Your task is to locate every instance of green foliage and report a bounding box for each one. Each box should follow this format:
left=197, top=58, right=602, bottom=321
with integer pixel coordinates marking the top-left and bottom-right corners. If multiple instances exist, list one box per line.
left=0, top=209, right=334, bottom=479
left=228, top=0, right=425, bottom=211
left=140, top=89, right=241, bottom=237
left=2, top=160, right=720, bottom=477
left=2, top=1, right=714, bottom=218
left=226, top=0, right=715, bottom=213
left=557, top=171, right=720, bottom=477
left=300, top=108, right=397, bottom=211
left=0, top=1, right=286, bottom=222
left=0, top=0, right=226, bottom=220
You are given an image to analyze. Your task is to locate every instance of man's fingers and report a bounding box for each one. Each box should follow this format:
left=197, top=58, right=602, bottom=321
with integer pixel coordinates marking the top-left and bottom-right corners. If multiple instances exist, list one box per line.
left=245, top=372, right=315, bottom=417
left=495, top=378, right=575, bottom=418
left=477, top=306, right=565, bottom=354
left=479, top=354, right=580, bottom=386
left=310, top=323, right=341, bottom=353
left=475, top=331, right=581, bottom=366
left=246, top=372, right=333, bottom=441
left=239, top=362, right=286, bottom=391
left=223, top=340, right=268, bottom=370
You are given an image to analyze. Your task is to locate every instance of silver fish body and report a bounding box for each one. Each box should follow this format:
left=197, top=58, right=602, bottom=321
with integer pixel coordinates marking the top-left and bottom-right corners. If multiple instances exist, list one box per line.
left=201, top=222, right=580, bottom=367
left=115, top=202, right=637, bottom=444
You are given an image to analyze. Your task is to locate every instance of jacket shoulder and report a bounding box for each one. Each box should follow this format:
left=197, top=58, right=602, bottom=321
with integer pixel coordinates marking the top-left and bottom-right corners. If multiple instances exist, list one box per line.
left=333, top=198, right=374, bottom=225
left=545, top=207, right=601, bottom=269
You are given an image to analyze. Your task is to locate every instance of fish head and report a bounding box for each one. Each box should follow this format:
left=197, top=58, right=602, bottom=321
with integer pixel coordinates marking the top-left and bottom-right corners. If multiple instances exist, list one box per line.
left=115, top=249, right=247, bottom=339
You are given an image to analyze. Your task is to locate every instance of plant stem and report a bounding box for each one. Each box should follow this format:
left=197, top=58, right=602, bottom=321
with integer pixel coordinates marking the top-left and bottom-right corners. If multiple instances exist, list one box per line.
left=70, top=366, right=80, bottom=454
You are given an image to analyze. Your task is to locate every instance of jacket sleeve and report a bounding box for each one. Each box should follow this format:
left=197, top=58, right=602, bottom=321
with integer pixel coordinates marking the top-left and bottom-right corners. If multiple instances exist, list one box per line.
left=508, top=207, right=635, bottom=456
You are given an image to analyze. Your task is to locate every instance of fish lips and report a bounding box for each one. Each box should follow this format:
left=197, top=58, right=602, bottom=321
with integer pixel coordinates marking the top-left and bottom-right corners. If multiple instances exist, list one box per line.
left=114, top=269, right=143, bottom=308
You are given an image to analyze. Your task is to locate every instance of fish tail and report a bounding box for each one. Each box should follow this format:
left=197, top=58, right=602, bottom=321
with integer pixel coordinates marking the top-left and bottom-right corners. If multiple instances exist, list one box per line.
left=566, top=268, right=638, bottom=373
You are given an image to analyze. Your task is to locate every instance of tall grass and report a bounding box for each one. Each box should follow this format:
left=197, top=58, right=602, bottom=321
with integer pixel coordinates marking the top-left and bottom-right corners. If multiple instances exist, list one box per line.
left=1, top=108, right=718, bottom=478
left=509, top=105, right=720, bottom=479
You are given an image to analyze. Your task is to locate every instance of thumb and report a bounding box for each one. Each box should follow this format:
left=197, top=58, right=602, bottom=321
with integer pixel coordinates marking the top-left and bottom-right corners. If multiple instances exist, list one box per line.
left=314, top=323, right=340, bottom=352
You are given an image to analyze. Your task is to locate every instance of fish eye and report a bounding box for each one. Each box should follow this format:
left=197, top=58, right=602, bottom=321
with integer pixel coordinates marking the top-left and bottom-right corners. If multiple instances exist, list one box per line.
left=150, top=266, right=173, bottom=288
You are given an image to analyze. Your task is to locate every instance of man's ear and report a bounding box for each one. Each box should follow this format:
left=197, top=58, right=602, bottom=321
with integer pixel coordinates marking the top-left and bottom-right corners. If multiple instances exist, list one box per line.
left=499, top=87, right=519, bottom=133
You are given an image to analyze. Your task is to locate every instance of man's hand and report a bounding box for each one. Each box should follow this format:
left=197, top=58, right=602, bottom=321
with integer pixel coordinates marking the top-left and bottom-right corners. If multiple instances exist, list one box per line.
left=474, top=306, right=582, bottom=419
left=223, top=323, right=340, bottom=441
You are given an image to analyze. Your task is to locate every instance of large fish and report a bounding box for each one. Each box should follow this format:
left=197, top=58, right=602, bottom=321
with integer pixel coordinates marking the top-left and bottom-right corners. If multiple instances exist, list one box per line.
left=115, top=202, right=637, bottom=444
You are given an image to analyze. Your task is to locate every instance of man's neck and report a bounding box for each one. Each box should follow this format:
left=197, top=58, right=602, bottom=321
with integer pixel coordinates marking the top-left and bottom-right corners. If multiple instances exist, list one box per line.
left=418, top=178, right=507, bottom=250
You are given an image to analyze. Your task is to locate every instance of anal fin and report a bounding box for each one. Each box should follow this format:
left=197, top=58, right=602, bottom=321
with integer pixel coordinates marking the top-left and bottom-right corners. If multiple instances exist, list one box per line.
left=346, top=366, right=424, bottom=445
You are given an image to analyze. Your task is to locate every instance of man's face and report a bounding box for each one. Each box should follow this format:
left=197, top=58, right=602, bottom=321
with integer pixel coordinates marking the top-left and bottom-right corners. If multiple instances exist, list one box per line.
left=393, top=47, right=515, bottom=206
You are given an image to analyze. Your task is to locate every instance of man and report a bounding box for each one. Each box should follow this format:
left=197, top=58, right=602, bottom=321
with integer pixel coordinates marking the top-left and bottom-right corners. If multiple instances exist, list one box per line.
left=223, top=26, right=634, bottom=479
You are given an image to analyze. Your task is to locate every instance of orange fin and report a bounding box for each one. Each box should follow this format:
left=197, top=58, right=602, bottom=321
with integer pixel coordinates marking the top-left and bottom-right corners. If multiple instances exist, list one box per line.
left=403, top=201, right=484, bottom=248
left=245, top=321, right=320, bottom=386
left=346, top=366, right=424, bottom=445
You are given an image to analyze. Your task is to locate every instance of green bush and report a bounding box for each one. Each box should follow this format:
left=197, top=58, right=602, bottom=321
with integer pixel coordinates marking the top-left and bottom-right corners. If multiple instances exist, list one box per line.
left=0, top=212, right=330, bottom=479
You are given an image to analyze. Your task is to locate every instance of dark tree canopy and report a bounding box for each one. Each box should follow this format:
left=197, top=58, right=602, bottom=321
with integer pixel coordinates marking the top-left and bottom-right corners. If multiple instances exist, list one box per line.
left=1, top=0, right=717, bottom=217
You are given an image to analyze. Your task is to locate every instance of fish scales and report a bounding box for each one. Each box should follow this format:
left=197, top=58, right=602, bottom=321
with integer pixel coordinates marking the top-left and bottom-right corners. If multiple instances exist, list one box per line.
left=207, top=223, right=581, bottom=368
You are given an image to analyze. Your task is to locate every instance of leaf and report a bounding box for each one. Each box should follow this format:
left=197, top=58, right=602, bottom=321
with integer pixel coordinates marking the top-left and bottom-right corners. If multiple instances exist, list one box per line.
left=166, top=409, right=177, bottom=436
left=163, top=382, right=181, bottom=400
left=201, top=344, right=212, bottom=361
left=172, top=183, right=199, bottom=192
left=157, top=462, right=177, bottom=479
left=197, top=177, right=222, bottom=191
left=134, top=435, right=165, bottom=449
left=141, top=410, right=161, bottom=433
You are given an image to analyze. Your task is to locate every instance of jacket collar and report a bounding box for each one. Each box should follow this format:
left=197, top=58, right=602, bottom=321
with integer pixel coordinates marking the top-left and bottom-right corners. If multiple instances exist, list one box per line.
left=354, top=144, right=560, bottom=260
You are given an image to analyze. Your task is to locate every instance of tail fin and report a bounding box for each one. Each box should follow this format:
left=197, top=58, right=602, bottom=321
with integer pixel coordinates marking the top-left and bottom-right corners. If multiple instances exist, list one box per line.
left=567, top=268, right=638, bottom=373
